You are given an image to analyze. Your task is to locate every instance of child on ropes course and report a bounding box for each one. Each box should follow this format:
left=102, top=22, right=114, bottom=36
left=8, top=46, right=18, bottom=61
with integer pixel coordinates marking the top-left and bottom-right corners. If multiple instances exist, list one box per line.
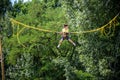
left=57, top=24, right=76, bottom=48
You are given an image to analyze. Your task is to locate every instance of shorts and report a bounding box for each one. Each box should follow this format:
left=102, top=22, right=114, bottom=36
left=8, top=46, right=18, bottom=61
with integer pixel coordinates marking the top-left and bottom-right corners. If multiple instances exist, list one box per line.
left=61, top=36, right=70, bottom=40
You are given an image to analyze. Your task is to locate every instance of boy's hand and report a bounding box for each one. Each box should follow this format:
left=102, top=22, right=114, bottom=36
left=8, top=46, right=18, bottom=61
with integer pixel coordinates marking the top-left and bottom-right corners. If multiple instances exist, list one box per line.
left=56, top=32, right=62, bottom=34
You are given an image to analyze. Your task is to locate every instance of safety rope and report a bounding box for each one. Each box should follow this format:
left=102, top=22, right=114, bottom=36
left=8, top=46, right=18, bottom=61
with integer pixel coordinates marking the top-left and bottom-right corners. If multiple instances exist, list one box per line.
left=10, top=18, right=56, bottom=33
left=71, top=12, right=119, bottom=34
left=10, top=12, right=119, bottom=34
left=10, top=12, right=119, bottom=47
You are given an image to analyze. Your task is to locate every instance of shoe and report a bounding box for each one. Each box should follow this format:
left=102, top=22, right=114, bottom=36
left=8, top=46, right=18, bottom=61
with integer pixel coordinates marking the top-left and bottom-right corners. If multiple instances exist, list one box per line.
left=57, top=45, right=60, bottom=48
left=73, top=43, right=76, bottom=46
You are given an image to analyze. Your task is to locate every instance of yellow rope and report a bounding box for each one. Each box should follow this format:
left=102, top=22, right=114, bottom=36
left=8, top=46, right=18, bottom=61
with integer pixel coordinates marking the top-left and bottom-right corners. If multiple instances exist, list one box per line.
left=10, top=12, right=119, bottom=35
left=10, top=18, right=56, bottom=33
left=17, top=27, right=26, bottom=47
left=11, top=22, right=15, bottom=36
left=71, top=13, right=119, bottom=34
left=10, top=13, right=119, bottom=47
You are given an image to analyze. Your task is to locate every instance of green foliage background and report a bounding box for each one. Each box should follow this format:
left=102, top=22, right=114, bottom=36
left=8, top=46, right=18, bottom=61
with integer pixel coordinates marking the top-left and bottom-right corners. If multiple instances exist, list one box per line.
left=0, top=0, right=120, bottom=80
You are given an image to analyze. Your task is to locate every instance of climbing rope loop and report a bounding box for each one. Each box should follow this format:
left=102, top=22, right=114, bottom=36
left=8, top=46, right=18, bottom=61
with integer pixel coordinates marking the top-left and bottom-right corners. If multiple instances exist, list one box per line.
left=10, top=12, right=120, bottom=47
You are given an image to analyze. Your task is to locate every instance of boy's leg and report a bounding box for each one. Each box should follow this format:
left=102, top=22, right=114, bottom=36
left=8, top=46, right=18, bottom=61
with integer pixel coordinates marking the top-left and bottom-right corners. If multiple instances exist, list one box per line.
left=68, top=39, right=76, bottom=46
left=57, top=38, right=63, bottom=48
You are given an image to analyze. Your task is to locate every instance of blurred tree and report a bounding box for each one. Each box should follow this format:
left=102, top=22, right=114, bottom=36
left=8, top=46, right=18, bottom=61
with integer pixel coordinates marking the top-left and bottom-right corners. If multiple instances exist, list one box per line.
left=2, top=0, right=120, bottom=80
left=64, top=0, right=120, bottom=79
left=4, top=0, right=77, bottom=80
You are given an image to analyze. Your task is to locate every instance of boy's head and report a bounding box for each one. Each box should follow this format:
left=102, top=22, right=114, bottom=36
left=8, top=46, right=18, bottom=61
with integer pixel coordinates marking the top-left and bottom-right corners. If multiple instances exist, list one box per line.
left=64, top=24, right=68, bottom=28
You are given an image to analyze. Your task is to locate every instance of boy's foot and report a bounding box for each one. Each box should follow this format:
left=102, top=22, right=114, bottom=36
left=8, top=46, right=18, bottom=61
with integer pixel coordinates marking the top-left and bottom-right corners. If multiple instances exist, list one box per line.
left=57, top=44, right=60, bottom=48
left=57, top=46, right=59, bottom=48
left=73, top=43, right=76, bottom=46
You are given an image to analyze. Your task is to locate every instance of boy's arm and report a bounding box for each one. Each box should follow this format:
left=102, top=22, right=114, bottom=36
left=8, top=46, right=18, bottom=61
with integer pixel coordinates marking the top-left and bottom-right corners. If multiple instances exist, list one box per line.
left=60, top=32, right=64, bottom=35
left=60, top=29, right=63, bottom=34
left=56, top=31, right=63, bottom=35
left=56, top=29, right=64, bottom=34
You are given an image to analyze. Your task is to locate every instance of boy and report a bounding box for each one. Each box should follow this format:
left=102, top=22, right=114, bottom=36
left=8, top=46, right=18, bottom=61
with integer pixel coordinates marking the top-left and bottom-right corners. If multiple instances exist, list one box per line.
left=57, top=24, right=76, bottom=48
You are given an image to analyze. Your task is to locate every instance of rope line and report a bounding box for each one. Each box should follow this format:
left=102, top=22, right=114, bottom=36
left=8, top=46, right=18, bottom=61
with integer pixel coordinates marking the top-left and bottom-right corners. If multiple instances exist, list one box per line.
left=10, top=13, right=119, bottom=47
left=10, top=12, right=119, bottom=34
left=71, top=13, right=119, bottom=34
left=17, top=27, right=26, bottom=47
left=10, top=18, right=56, bottom=33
